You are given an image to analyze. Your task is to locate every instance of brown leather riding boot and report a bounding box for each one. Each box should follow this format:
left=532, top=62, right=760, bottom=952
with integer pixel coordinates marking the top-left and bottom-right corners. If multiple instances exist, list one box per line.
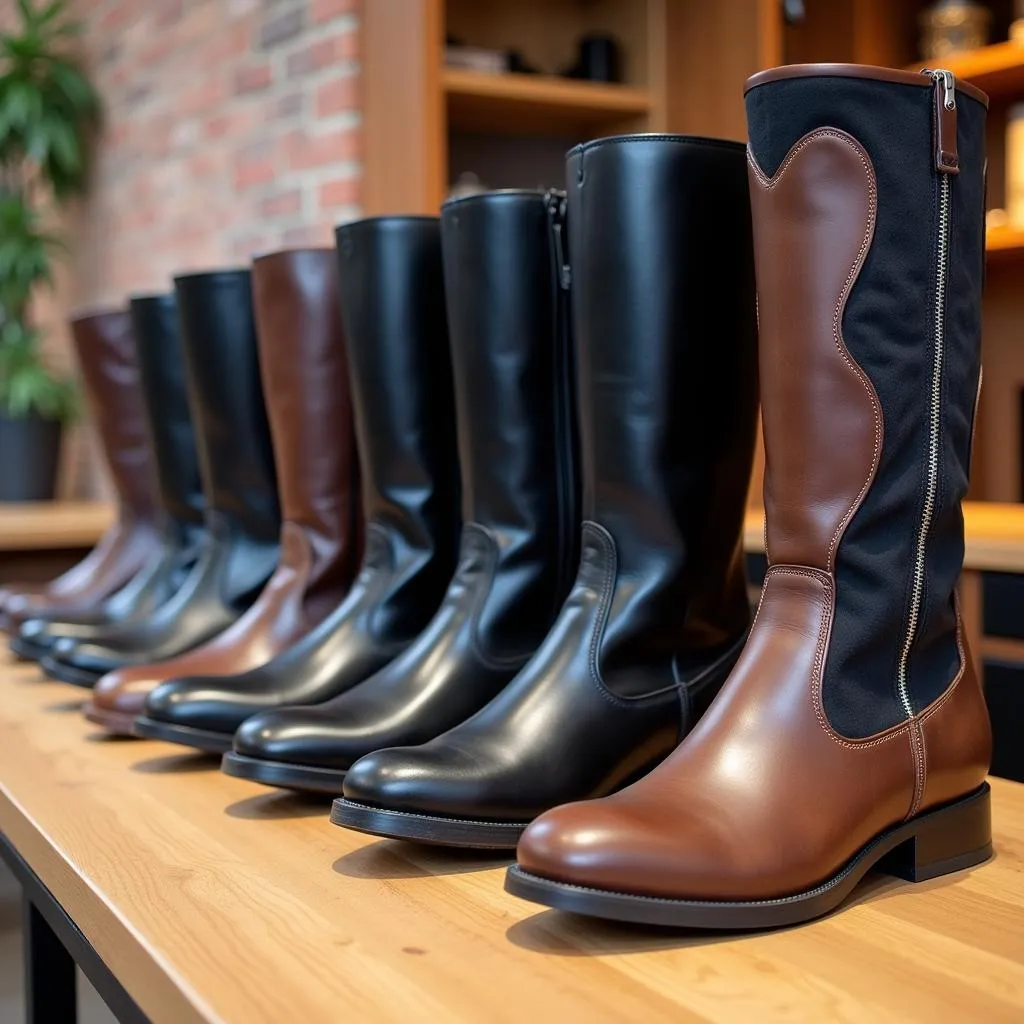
left=3, top=309, right=159, bottom=631
left=507, top=64, right=994, bottom=928
left=85, top=250, right=360, bottom=734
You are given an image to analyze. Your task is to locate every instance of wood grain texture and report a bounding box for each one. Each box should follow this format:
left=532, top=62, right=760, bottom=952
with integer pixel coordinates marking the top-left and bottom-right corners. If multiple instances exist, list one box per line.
left=0, top=501, right=113, bottom=552
left=1, top=652, right=1023, bottom=1022
left=905, top=41, right=1024, bottom=99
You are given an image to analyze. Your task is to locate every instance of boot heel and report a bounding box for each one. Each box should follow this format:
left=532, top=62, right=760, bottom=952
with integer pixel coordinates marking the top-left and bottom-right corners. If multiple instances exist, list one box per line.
left=879, top=782, right=992, bottom=883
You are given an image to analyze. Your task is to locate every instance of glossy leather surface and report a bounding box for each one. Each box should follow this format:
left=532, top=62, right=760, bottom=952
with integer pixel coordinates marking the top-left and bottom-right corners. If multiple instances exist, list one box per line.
left=341, top=136, right=760, bottom=821
left=233, top=191, right=579, bottom=768
left=516, top=70, right=992, bottom=902
left=3, top=309, right=160, bottom=630
left=141, top=218, right=459, bottom=735
left=18, top=294, right=205, bottom=654
left=88, top=250, right=361, bottom=721
left=49, top=271, right=281, bottom=675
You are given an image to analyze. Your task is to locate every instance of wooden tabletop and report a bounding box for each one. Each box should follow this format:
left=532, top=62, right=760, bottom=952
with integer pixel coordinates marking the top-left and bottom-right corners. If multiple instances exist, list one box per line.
left=1, top=652, right=1023, bottom=1022
left=0, top=501, right=114, bottom=552
left=745, top=499, right=1024, bottom=573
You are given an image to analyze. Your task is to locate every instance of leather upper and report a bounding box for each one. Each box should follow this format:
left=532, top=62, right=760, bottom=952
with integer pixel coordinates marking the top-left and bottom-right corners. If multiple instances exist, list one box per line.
left=50, top=270, right=281, bottom=675
left=140, top=218, right=460, bottom=734
left=88, top=250, right=362, bottom=716
left=4, top=309, right=160, bottom=629
left=339, top=136, right=760, bottom=819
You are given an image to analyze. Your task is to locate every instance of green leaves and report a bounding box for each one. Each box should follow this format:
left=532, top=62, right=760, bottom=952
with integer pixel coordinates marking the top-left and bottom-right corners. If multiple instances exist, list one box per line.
left=0, top=320, right=76, bottom=421
left=0, top=0, right=95, bottom=420
left=0, top=0, right=100, bottom=198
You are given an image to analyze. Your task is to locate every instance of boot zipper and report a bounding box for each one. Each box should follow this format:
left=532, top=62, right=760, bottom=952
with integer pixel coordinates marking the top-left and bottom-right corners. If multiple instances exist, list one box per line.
left=545, top=189, right=577, bottom=600
left=896, top=69, right=957, bottom=719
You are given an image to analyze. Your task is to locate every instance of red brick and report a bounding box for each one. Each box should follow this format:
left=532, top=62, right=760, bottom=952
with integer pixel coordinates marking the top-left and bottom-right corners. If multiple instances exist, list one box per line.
left=286, top=29, right=356, bottom=76
left=235, top=61, right=272, bottom=95
left=260, top=189, right=302, bottom=218
left=235, top=159, right=276, bottom=189
left=204, top=108, right=260, bottom=141
left=286, top=127, right=360, bottom=170
left=281, top=224, right=335, bottom=248
left=315, top=74, right=359, bottom=117
left=310, top=0, right=357, bottom=24
left=318, top=176, right=359, bottom=209
left=180, top=77, right=226, bottom=116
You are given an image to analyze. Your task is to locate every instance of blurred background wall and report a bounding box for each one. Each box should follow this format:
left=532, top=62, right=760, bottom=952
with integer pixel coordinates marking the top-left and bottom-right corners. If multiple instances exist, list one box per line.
left=23, top=0, right=364, bottom=496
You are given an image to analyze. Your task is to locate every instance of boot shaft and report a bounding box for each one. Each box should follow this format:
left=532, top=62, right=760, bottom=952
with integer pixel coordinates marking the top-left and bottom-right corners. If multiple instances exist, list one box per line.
left=69, top=308, right=157, bottom=521
left=172, top=270, right=281, bottom=551
left=745, top=65, right=987, bottom=737
left=128, top=294, right=204, bottom=539
left=566, top=135, right=759, bottom=657
left=440, top=190, right=580, bottom=636
left=250, top=248, right=362, bottom=608
left=334, top=217, right=460, bottom=632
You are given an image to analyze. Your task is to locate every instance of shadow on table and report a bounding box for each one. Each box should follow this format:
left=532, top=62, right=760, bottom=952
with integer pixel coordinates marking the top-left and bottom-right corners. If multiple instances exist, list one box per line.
left=333, top=840, right=511, bottom=880
left=225, top=791, right=330, bottom=821
left=43, top=698, right=87, bottom=712
left=129, top=751, right=221, bottom=774
left=504, top=868, right=972, bottom=955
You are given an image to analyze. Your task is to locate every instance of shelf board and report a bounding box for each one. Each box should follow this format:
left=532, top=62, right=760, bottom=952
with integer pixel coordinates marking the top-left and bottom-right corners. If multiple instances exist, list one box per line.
left=0, top=500, right=113, bottom=552
left=444, top=68, right=651, bottom=135
left=906, top=41, right=1024, bottom=98
left=987, top=224, right=1024, bottom=259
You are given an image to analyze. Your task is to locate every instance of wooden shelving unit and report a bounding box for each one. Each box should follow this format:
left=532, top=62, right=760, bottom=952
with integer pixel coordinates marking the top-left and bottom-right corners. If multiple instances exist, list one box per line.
left=987, top=223, right=1024, bottom=258
left=906, top=40, right=1024, bottom=98
left=444, top=68, right=651, bottom=135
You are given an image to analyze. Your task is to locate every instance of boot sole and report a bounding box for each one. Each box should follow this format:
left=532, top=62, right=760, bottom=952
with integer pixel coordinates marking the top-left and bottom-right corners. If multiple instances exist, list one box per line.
left=132, top=716, right=234, bottom=753
left=331, top=797, right=527, bottom=849
left=82, top=704, right=140, bottom=737
left=504, top=783, right=992, bottom=929
left=221, top=752, right=346, bottom=794
left=39, top=656, right=103, bottom=688
left=9, top=636, right=48, bottom=662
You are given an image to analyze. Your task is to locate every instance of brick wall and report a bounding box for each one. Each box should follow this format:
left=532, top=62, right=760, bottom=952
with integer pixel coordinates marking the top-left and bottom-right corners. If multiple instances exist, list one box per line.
left=68, top=0, right=363, bottom=304
left=19, top=0, right=363, bottom=495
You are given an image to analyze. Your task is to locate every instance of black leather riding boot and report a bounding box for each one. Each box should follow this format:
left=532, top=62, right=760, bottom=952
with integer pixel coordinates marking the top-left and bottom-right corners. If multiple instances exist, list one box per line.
left=333, top=134, right=761, bottom=846
left=42, top=270, right=281, bottom=686
left=222, top=189, right=580, bottom=788
left=15, top=294, right=205, bottom=661
left=132, top=218, right=461, bottom=753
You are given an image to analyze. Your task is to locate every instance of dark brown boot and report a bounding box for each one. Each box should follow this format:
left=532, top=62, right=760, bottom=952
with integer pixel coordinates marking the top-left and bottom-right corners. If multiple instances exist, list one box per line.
left=3, top=309, right=159, bottom=631
left=508, top=64, right=993, bottom=928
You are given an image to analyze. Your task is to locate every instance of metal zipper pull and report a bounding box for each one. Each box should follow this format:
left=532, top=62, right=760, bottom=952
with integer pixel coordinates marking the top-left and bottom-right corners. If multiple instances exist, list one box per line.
left=923, top=68, right=959, bottom=175
left=545, top=189, right=571, bottom=290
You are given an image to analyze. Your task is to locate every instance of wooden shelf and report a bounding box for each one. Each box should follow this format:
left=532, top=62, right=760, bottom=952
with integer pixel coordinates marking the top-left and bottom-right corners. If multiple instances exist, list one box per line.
left=444, top=68, right=651, bottom=135
left=906, top=41, right=1024, bottom=98
left=987, top=224, right=1024, bottom=259
left=0, top=501, right=113, bottom=552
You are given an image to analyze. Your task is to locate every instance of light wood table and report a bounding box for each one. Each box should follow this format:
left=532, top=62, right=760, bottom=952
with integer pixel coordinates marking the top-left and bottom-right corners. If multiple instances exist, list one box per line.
left=745, top=500, right=1024, bottom=671
left=1, top=652, right=1023, bottom=1023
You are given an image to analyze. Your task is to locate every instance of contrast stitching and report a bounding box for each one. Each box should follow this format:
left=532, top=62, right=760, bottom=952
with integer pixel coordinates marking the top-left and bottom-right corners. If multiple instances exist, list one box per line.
left=747, top=129, right=884, bottom=573
left=908, top=720, right=927, bottom=819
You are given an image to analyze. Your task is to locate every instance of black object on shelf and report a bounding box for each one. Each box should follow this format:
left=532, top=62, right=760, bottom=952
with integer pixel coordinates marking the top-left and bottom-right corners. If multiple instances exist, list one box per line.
left=0, top=413, right=62, bottom=502
left=562, top=35, right=621, bottom=84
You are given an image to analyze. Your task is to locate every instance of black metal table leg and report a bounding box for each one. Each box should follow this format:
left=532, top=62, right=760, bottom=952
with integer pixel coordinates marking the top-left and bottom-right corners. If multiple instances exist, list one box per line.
left=0, top=832, right=149, bottom=1024
left=23, top=895, right=77, bottom=1023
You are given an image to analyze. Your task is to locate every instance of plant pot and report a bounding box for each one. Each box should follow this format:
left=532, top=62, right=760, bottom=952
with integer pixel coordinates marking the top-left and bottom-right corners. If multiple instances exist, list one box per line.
left=0, top=413, right=63, bottom=502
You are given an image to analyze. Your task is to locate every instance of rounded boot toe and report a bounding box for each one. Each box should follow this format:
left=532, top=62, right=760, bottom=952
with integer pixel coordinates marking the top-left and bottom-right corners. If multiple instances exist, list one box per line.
left=234, top=709, right=357, bottom=769
left=342, top=748, right=463, bottom=812
left=144, top=677, right=261, bottom=735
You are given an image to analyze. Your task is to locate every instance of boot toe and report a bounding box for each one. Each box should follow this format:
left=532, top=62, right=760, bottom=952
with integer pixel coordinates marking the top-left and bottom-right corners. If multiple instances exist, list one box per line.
left=234, top=710, right=365, bottom=769
left=516, top=800, right=728, bottom=900
left=145, top=678, right=262, bottom=735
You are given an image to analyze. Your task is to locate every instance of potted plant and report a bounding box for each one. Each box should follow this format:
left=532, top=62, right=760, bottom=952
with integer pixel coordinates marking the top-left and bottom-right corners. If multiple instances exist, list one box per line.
left=0, top=0, right=99, bottom=500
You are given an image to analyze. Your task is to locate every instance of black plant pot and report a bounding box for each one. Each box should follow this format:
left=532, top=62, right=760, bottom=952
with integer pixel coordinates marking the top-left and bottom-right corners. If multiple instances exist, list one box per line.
left=0, top=413, right=63, bottom=502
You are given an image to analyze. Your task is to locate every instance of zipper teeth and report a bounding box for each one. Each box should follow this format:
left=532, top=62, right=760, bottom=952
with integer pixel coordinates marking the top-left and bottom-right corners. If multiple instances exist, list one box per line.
left=896, top=172, right=951, bottom=719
